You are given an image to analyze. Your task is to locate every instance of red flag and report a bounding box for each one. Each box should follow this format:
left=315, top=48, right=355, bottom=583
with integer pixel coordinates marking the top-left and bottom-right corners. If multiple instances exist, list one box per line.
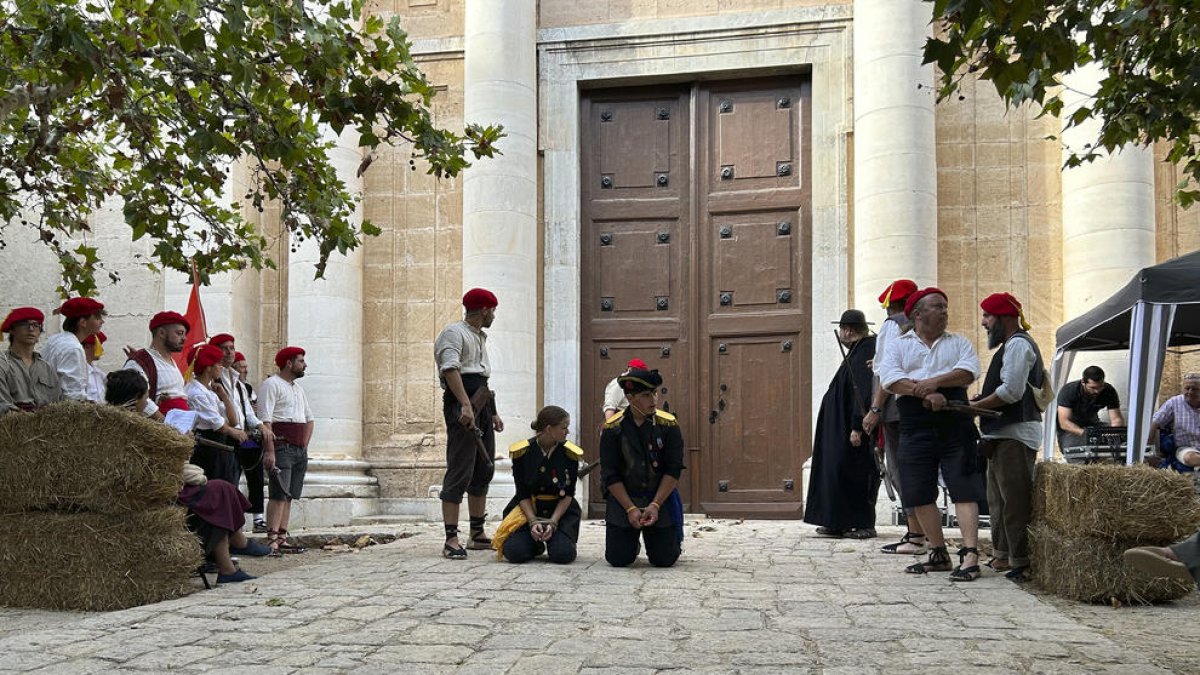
left=172, top=263, right=209, bottom=376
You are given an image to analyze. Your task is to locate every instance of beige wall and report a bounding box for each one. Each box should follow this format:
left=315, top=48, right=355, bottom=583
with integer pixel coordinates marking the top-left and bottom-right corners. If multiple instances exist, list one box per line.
left=933, top=71, right=1064, bottom=366
left=361, top=55, right=466, bottom=497
left=367, top=0, right=463, bottom=39
left=1154, top=141, right=1200, bottom=395
left=539, top=0, right=849, bottom=27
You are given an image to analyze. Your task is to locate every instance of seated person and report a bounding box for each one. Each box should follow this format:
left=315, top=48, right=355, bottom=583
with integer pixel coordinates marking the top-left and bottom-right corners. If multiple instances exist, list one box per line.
left=1057, top=365, right=1124, bottom=449
left=1124, top=529, right=1200, bottom=586
left=1148, top=373, right=1200, bottom=469
left=494, top=406, right=583, bottom=564
left=105, top=369, right=270, bottom=583
left=185, top=344, right=246, bottom=484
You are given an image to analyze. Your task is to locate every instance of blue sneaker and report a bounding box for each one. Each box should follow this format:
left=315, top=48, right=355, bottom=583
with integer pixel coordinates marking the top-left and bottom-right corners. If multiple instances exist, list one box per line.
left=230, top=540, right=274, bottom=557
left=216, top=569, right=256, bottom=584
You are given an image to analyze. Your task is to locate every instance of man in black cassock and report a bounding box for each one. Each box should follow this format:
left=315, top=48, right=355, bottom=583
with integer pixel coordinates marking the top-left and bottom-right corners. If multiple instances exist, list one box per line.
left=804, top=309, right=880, bottom=539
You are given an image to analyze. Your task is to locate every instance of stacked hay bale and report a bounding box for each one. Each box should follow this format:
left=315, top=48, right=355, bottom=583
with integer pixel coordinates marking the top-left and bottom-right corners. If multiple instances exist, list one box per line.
left=0, top=401, right=199, bottom=610
left=1032, top=462, right=1200, bottom=604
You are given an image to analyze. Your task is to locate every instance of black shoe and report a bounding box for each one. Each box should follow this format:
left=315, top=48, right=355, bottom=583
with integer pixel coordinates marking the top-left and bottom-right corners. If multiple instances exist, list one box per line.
left=815, top=527, right=844, bottom=538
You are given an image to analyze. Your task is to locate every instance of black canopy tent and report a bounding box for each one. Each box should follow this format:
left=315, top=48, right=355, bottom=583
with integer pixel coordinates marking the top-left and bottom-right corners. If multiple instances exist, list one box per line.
left=1043, top=250, right=1200, bottom=463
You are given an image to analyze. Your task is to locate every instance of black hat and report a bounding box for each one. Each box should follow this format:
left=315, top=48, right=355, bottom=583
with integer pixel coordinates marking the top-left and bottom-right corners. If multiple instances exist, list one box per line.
left=832, top=309, right=873, bottom=326
left=618, top=368, right=663, bottom=394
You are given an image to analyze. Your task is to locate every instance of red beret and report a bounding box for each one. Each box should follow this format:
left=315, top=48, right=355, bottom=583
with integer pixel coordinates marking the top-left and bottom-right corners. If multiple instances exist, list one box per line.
left=82, top=331, right=107, bottom=346
left=878, top=279, right=918, bottom=308
left=56, top=297, right=105, bottom=318
left=627, top=358, right=648, bottom=370
left=275, top=346, right=305, bottom=369
left=149, top=311, right=190, bottom=333
left=1, top=307, right=45, bottom=333
left=980, top=292, right=1021, bottom=317
left=234, top=351, right=246, bottom=363
left=462, top=288, right=498, bottom=311
left=904, top=287, right=948, bottom=318
left=189, top=344, right=225, bottom=372
left=208, top=333, right=235, bottom=347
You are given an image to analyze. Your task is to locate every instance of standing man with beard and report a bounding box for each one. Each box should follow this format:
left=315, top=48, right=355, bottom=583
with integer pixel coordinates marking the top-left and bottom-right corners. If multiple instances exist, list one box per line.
left=971, top=293, right=1045, bottom=582
left=435, top=288, right=503, bottom=559
left=258, top=346, right=313, bottom=555
left=877, top=288, right=985, bottom=581
left=124, top=311, right=190, bottom=416
left=804, top=309, right=880, bottom=539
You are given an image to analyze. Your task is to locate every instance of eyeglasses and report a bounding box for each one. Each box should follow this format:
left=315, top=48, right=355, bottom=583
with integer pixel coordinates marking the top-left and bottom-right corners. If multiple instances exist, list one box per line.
left=12, top=322, right=43, bottom=332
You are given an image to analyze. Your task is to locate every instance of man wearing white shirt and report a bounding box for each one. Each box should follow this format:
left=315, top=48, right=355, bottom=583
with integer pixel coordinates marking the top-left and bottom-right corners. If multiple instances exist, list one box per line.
left=862, top=279, right=925, bottom=555
left=185, top=343, right=246, bottom=485
left=42, top=297, right=106, bottom=401
left=210, top=334, right=271, bottom=532
left=972, top=292, right=1045, bottom=583
left=877, top=287, right=985, bottom=582
left=124, top=311, right=190, bottom=417
left=258, top=346, right=313, bottom=554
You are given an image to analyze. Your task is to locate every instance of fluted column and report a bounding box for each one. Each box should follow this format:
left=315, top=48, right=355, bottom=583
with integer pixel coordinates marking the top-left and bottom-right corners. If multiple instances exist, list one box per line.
left=1060, top=62, right=1155, bottom=402
left=852, top=0, right=938, bottom=310
left=463, top=0, right=538, bottom=446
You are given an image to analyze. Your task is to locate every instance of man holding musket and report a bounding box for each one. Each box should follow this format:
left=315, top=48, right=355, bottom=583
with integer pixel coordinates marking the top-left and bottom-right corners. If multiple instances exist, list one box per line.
left=877, top=287, right=986, bottom=581
left=972, top=292, right=1045, bottom=582
left=435, top=287, right=504, bottom=559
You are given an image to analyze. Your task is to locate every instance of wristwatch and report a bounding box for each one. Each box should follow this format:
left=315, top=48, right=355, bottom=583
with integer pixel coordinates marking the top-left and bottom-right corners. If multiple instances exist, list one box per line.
left=869, top=406, right=883, bottom=414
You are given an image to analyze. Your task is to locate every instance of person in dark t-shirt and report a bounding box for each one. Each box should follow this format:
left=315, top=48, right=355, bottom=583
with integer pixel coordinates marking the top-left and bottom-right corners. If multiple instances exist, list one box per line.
left=1056, top=365, right=1124, bottom=449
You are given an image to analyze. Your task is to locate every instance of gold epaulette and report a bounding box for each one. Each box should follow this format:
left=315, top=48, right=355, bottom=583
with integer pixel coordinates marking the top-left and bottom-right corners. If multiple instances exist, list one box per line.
left=563, top=440, right=585, bottom=461
left=508, top=439, right=531, bottom=459
left=604, top=410, right=625, bottom=429
left=654, top=409, right=677, bottom=426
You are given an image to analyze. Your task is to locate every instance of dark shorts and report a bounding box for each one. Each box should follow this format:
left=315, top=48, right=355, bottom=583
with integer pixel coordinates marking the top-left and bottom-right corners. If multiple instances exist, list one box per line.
left=897, top=425, right=985, bottom=508
left=269, top=443, right=308, bottom=501
left=440, top=388, right=495, bottom=504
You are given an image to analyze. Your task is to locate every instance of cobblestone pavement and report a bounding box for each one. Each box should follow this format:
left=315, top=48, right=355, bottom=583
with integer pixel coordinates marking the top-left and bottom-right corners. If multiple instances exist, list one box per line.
left=1, top=521, right=1196, bottom=674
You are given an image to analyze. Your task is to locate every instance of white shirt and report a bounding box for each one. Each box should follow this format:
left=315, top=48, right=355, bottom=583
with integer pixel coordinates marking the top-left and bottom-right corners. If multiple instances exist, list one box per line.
left=878, top=330, right=980, bottom=391
left=123, top=348, right=187, bottom=399
left=185, top=380, right=227, bottom=431
left=42, top=332, right=89, bottom=401
left=257, top=374, right=313, bottom=423
left=602, top=377, right=627, bottom=415
left=86, top=363, right=106, bottom=403
left=434, top=320, right=490, bottom=378
left=220, top=369, right=261, bottom=430
left=980, top=335, right=1042, bottom=449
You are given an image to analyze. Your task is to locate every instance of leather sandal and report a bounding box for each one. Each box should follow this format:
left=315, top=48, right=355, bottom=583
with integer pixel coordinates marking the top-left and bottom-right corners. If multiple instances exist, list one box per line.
left=275, top=529, right=307, bottom=554
left=905, top=545, right=952, bottom=574
left=949, top=546, right=981, bottom=582
left=265, top=531, right=284, bottom=557
left=466, top=529, right=492, bottom=550
left=442, top=541, right=468, bottom=559
left=1005, top=566, right=1031, bottom=583
left=984, top=556, right=1011, bottom=572
left=882, top=531, right=927, bottom=555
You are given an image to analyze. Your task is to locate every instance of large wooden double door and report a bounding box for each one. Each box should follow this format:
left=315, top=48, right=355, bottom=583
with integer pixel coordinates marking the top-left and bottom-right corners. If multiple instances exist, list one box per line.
left=580, top=78, right=813, bottom=519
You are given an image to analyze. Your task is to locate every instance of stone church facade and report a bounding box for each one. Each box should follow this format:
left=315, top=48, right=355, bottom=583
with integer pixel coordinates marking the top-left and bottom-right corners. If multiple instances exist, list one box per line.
left=4, top=0, right=1197, bottom=525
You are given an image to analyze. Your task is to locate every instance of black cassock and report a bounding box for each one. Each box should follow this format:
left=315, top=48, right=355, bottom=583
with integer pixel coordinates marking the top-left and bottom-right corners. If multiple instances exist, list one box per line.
left=803, top=335, right=880, bottom=531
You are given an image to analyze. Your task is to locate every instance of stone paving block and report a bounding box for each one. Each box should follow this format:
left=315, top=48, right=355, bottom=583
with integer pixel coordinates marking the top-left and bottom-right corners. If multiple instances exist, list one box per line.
left=123, top=645, right=223, bottom=670
left=364, top=644, right=473, bottom=664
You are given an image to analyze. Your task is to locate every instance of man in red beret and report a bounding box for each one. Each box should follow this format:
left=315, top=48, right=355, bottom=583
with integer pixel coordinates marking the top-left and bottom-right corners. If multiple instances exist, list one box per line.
left=969, top=292, right=1046, bottom=582
left=210, top=334, right=270, bottom=532
left=0, top=307, right=63, bottom=414
left=82, top=332, right=107, bottom=403
left=124, top=311, right=191, bottom=417
left=602, top=357, right=649, bottom=419
left=863, top=279, right=924, bottom=554
left=42, top=297, right=106, bottom=401
left=185, top=343, right=247, bottom=485
left=876, top=287, right=986, bottom=581
left=434, top=287, right=504, bottom=559
left=257, top=346, right=313, bottom=554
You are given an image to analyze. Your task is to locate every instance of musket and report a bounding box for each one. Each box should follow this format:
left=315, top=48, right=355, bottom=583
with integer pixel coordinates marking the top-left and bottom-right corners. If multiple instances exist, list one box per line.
left=579, top=460, right=600, bottom=478
left=943, top=401, right=1002, bottom=418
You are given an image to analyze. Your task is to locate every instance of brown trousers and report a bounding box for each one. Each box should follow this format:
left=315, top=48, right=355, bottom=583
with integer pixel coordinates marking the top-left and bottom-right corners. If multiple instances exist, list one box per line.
left=983, top=438, right=1037, bottom=567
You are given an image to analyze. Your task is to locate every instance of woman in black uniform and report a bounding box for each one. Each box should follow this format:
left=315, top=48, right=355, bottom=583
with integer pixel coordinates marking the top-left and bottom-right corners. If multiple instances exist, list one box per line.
left=496, top=405, right=583, bottom=564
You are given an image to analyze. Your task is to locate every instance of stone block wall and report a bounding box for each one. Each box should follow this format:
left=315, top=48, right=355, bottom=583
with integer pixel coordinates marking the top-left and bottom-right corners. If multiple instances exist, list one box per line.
left=537, top=0, right=848, bottom=27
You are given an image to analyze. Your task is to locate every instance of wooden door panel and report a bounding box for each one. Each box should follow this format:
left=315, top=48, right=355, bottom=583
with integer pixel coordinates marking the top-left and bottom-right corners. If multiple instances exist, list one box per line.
left=588, top=97, right=684, bottom=200
left=711, top=88, right=804, bottom=192
left=701, top=335, right=803, bottom=517
left=712, top=211, right=800, bottom=311
left=594, top=220, right=678, bottom=317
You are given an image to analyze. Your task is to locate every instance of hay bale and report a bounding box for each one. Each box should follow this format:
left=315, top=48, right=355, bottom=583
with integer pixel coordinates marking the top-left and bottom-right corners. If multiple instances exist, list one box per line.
left=1029, top=523, right=1195, bottom=604
left=0, top=401, right=191, bottom=513
left=1033, top=462, right=1200, bottom=542
left=0, top=507, right=200, bottom=610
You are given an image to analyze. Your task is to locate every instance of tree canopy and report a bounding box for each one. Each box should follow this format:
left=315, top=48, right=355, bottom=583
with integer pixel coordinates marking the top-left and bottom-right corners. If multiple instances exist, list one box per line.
left=0, top=0, right=502, bottom=296
left=924, top=0, right=1200, bottom=205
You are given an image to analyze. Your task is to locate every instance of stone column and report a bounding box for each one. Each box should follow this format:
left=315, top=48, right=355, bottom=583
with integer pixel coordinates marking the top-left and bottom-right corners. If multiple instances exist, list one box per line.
left=852, top=0, right=939, bottom=311
left=462, top=0, right=538, bottom=447
left=286, top=129, right=378, bottom=526
left=1060, top=62, right=1156, bottom=405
